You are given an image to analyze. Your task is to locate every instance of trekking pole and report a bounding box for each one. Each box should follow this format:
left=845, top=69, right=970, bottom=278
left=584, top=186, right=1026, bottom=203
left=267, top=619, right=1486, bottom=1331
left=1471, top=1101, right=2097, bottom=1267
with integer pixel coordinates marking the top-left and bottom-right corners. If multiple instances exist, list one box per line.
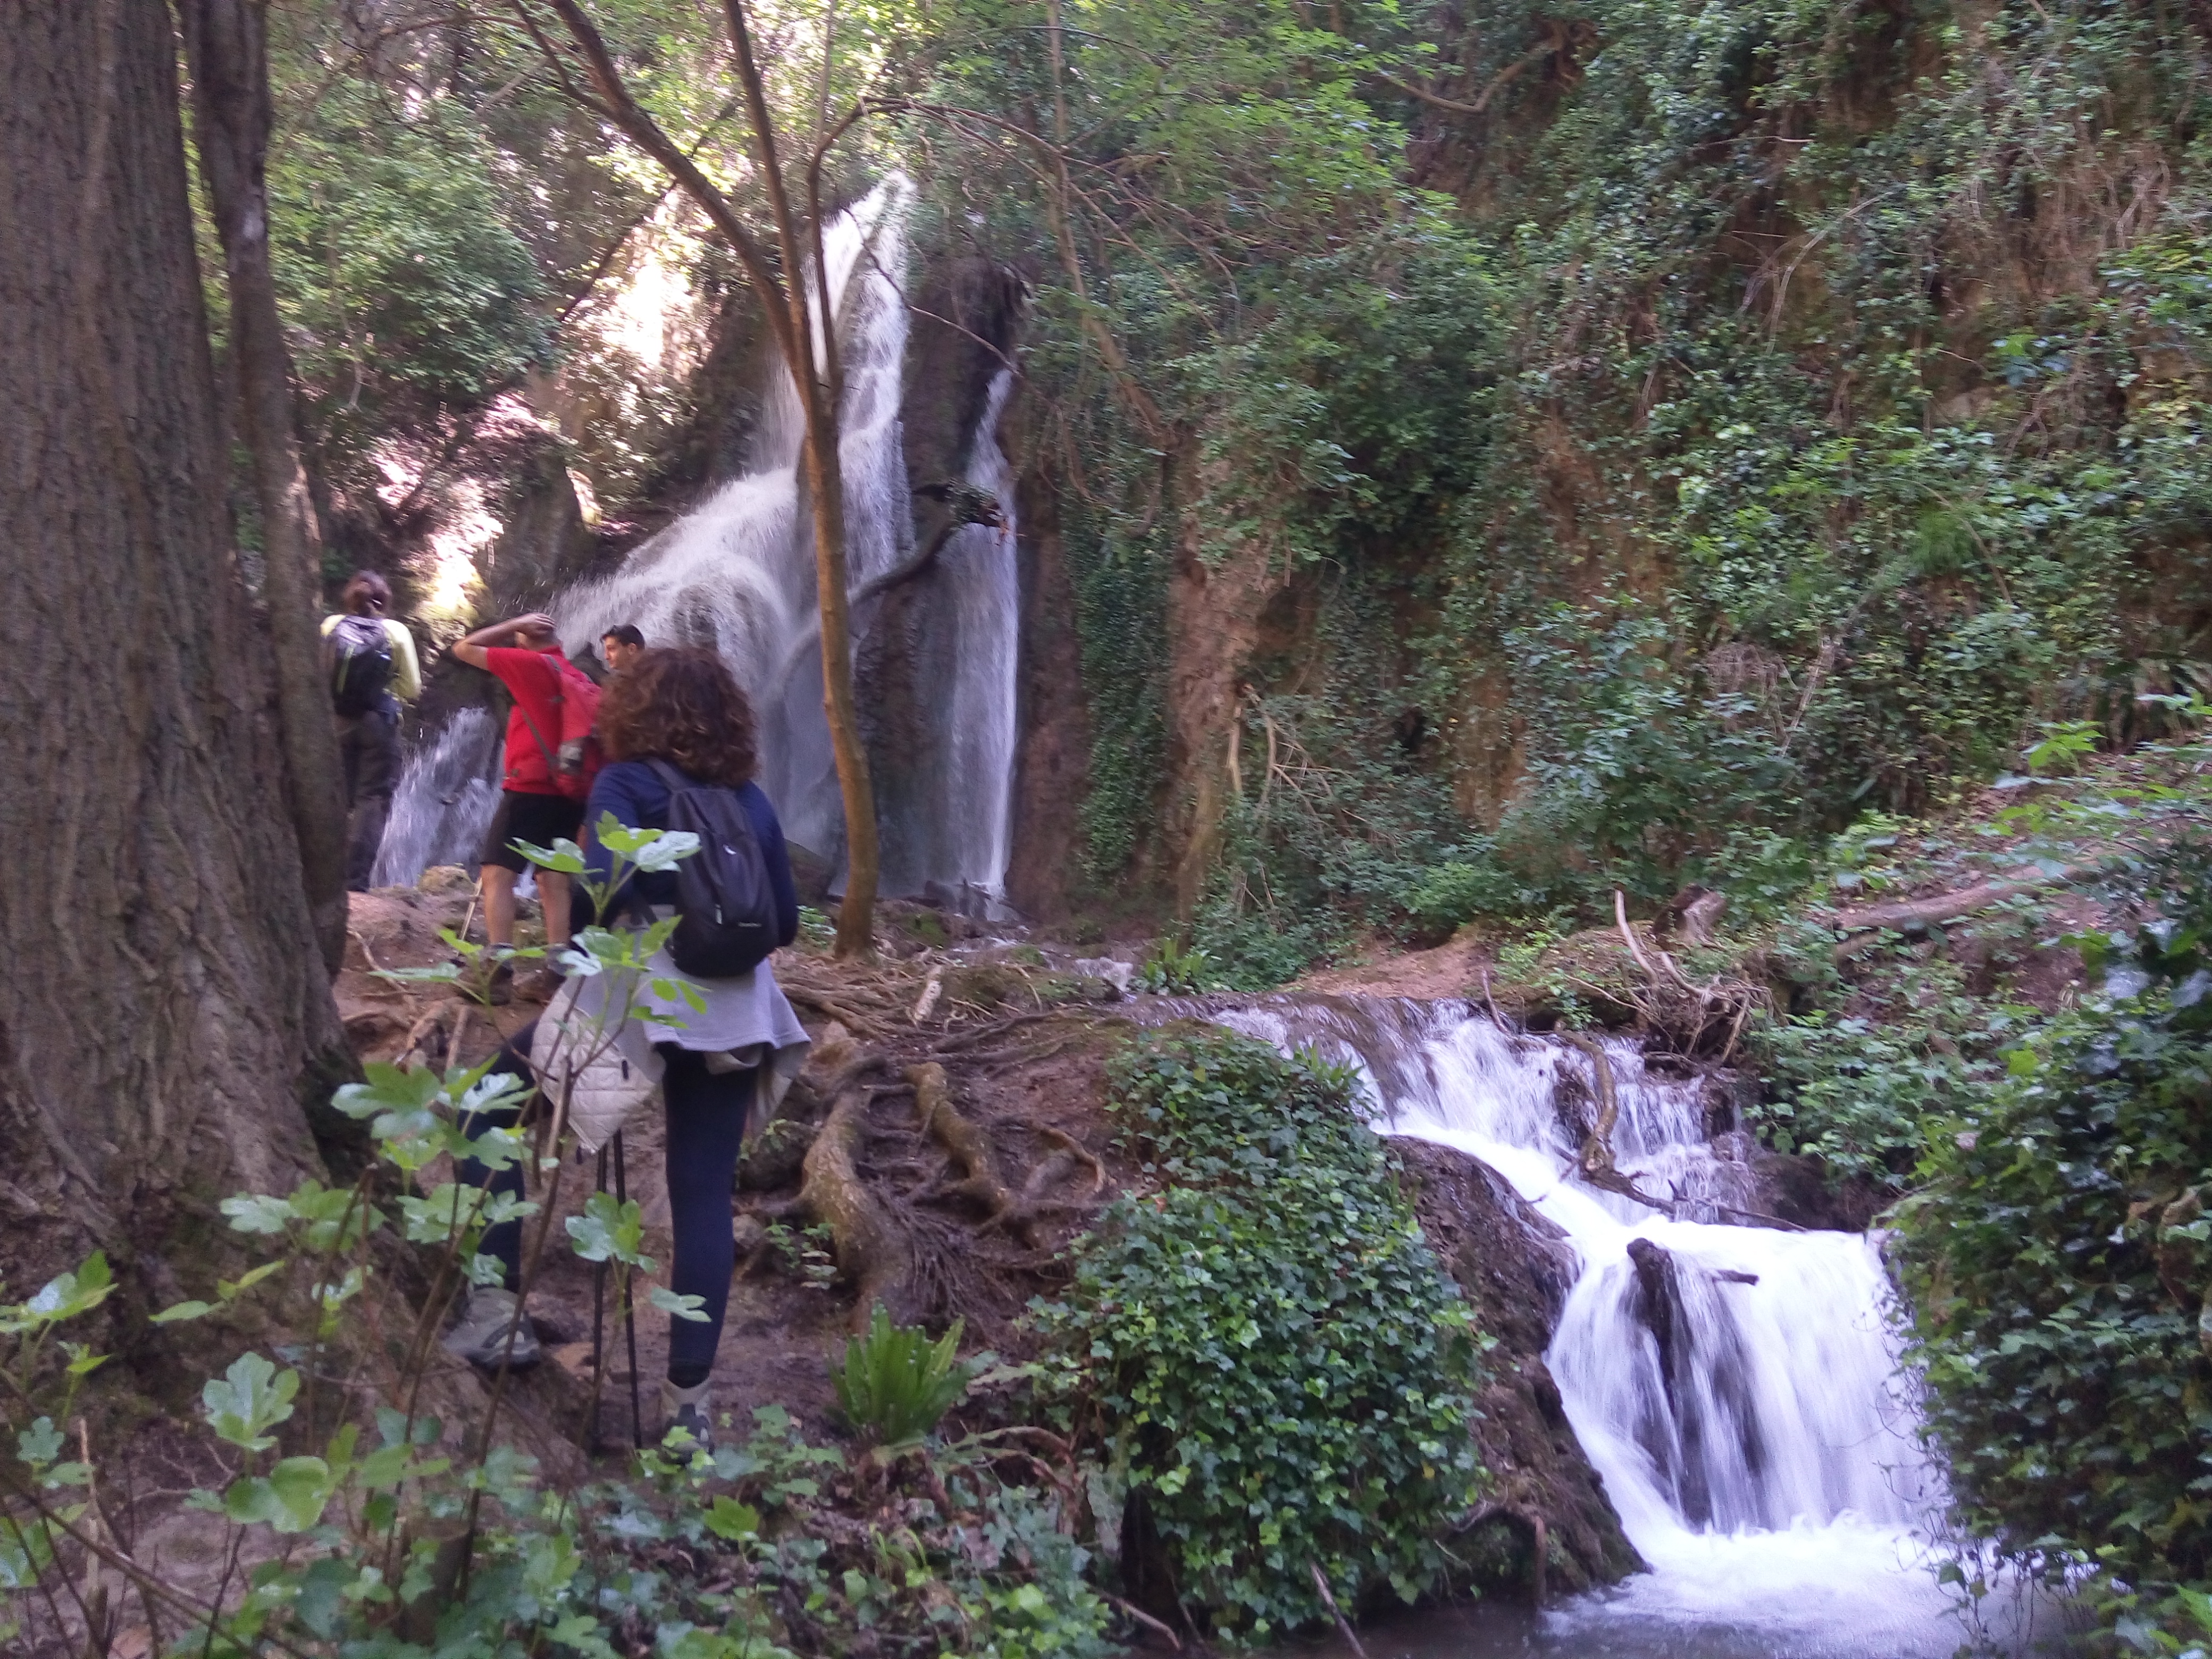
left=612, top=1128, right=644, bottom=1448
left=588, top=1142, right=609, bottom=1456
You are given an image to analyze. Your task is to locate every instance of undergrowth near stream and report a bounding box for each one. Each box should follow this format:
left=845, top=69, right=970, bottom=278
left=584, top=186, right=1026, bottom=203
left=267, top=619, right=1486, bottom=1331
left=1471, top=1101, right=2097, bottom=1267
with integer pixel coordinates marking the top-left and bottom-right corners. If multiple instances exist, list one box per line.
left=0, top=1011, right=1490, bottom=1655
left=1895, top=844, right=2212, bottom=1652
left=1038, top=1032, right=1485, bottom=1642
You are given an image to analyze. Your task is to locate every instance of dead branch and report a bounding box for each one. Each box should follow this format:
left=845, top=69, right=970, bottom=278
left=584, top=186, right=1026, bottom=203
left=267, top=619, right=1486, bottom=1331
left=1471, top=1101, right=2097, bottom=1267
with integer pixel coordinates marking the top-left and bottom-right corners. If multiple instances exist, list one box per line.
left=1102, top=1591, right=1182, bottom=1651
left=1557, top=1030, right=1620, bottom=1181
left=1821, top=865, right=2096, bottom=960
left=1308, top=1562, right=1370, bottom=1659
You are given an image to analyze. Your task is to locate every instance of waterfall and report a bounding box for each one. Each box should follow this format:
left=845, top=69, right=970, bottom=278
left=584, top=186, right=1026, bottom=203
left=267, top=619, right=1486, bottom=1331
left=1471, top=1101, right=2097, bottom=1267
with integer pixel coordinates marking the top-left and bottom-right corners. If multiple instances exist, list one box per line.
left=371, top=707, right=501, bottom=887
left=1209, top=998, right=1987, bottom=1653
left=895, top=367, right=1020, bottom=907
left=552, top=177, right=914, bottom=872
left=378, top=174, right=1025, bottom=898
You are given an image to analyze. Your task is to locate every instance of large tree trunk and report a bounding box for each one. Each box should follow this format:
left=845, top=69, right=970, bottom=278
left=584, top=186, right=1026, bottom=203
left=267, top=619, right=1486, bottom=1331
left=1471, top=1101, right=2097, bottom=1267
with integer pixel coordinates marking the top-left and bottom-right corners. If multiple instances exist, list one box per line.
left=0, top=0, right=347, bottom=1300
left=178, top=0, right=352, bottom=973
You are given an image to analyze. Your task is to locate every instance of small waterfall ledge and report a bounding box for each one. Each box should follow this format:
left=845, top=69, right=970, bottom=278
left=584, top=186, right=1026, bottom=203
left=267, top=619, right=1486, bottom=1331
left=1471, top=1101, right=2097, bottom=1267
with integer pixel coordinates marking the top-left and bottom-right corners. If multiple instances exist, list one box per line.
left=1206, top=995, right=1991, bottom=1655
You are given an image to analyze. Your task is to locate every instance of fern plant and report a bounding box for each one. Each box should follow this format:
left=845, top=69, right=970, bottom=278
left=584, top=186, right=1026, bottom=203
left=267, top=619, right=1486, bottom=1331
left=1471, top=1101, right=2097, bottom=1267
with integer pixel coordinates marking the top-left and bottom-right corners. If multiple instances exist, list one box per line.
left=832, top=1306, right=975, bottom=1446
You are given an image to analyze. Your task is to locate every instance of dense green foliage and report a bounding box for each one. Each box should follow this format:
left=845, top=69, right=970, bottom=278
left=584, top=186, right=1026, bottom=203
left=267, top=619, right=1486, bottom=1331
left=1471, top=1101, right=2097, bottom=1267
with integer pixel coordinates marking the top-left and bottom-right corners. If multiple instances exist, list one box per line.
left=1895, top=848, right=2212, bottom=1636
left=269, top=82, right=552, bottom=490
left=1037, top=1033, right=1483, bottom=1639
left=913, top=0, right=2212, bottom=974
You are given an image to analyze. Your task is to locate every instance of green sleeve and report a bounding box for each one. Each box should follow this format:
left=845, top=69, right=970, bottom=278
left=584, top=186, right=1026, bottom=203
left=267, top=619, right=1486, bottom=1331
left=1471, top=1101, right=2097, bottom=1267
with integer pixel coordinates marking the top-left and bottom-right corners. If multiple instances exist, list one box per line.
left=385, top=619, right=424, bottom=702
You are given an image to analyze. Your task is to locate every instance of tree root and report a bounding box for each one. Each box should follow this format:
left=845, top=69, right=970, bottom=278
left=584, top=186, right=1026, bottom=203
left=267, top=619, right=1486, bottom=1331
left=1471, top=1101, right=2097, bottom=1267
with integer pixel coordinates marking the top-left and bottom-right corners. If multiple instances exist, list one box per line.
left=1035, top=1126, right=1105, bottom=1195
left=782, top=985, right=890, bottom=1038
left=1456, top=1501, right=1549, bottom=1606
left=909, top=1063, right=1031, bottom=1242
left=799, top=1081, right=910, bottom=1330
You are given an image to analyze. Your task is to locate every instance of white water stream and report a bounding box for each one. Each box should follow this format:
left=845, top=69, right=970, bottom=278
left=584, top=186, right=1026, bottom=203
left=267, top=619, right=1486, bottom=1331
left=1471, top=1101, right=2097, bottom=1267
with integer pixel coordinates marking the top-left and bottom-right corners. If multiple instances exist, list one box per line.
left=378, top=175, right=1023, bottom=899
left=1213, top=998, right=2030, bottom=1657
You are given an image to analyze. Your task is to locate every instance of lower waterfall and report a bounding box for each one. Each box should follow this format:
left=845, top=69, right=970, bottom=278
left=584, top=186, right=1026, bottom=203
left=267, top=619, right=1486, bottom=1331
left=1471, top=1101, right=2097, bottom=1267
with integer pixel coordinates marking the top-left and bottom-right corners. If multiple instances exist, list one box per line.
left=1212, top=997, right=2031, bottom=1656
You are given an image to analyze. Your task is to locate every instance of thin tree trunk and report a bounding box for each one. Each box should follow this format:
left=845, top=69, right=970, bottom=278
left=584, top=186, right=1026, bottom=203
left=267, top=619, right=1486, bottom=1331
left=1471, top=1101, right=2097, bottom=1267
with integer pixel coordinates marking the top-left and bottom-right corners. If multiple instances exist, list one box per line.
left=718, top=0, right=879, bottom=958
left=177, top=0, right=351, bottom=973
left=534, top=0, right=881, bottom=956
left=0, top=0, right=346, bottom=1300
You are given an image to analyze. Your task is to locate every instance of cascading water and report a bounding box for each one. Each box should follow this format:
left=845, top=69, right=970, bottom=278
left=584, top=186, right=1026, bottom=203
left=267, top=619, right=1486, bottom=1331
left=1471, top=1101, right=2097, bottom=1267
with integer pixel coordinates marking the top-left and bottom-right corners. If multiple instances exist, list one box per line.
left=883, top=366, right=1020, bottom=906
left=371, top=707, right=502, bottom=889
left=553, top=177, right=915, bottom=871
left=1210, top=997, right=2012, bottom=1657
left=378, top=175, right=1024, bottom=898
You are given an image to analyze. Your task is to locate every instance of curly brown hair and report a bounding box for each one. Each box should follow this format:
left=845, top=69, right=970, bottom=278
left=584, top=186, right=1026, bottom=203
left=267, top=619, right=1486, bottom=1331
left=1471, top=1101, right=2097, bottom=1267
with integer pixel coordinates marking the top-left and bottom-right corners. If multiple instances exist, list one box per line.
left=597, top=646, right=759, bottom=786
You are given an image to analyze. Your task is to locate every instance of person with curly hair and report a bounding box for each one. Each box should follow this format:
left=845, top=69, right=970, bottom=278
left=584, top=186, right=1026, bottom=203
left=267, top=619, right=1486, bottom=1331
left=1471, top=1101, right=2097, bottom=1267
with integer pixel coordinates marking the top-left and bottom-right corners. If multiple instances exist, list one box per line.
left=443, top=650, right=809, bottom=1437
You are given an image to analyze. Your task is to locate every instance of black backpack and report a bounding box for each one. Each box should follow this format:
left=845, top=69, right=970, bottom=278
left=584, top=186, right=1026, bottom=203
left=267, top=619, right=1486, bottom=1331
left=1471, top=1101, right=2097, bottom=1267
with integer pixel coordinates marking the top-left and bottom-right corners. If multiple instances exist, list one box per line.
left=325, top=614, right=394, bottom=716
left=644, top=761, right=778, bottom=977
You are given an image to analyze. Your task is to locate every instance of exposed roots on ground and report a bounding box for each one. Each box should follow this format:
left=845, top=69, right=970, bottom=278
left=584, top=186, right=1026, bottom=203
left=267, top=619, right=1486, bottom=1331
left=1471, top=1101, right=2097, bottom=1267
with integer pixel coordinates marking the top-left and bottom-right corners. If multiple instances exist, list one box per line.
left=737, top=1013, right=1124, bottom=1331
left=797, top=1078, right=910, bottom=1331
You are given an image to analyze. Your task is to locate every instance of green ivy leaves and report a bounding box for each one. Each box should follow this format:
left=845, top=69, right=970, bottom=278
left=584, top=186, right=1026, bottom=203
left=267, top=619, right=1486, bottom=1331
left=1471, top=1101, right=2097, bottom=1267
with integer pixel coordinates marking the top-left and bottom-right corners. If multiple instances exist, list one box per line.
left=1039, top=1033, right=1481, bottom=1638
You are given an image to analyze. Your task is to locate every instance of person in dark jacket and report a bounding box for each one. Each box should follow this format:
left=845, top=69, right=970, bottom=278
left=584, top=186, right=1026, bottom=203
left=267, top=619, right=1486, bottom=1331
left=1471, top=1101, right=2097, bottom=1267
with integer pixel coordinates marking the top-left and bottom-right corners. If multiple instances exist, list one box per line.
left=442, top=648, right=809, bottom=1449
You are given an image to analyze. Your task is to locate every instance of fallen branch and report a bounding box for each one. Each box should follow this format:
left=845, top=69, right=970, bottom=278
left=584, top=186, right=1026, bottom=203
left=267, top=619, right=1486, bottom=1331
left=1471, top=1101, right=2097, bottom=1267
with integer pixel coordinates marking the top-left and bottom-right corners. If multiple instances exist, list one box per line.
left=1557, top=1030, right=1620, bottom=1180
left=1102, top=1591, right=1182, bottom=1652
left=1308, top=1562, right=1369, bottom=1659
left=1821, top=865, right=2096, bottom=948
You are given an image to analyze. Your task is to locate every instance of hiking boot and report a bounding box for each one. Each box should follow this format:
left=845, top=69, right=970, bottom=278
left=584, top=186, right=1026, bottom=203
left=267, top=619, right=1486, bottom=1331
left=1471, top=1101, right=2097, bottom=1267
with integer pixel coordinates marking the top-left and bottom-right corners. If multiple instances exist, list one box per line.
left=660, top=1377, right=714, bottom=1450
left=463, top=958, right=515, bottom=1006
left=514, top=962, right=566, bottom=1003
left=441, top=1286, right=541, bottom=1371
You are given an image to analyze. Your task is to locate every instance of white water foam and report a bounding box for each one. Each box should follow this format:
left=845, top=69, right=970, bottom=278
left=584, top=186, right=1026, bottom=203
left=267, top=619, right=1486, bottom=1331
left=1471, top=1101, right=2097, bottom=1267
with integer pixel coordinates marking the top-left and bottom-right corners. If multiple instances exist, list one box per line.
left=372, top=706, right=501, bottom=888
left=554, top=178, right=915, bottom=870
left=1213, top=999, right=1993, bottom=1657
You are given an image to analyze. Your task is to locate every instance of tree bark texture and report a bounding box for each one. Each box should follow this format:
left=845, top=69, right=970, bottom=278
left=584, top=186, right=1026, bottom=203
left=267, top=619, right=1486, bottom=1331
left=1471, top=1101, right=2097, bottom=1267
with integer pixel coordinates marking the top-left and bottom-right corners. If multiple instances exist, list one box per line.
left=0, top=0, right=346, bottom=1298
left=178, top=0, right=352, bottom=973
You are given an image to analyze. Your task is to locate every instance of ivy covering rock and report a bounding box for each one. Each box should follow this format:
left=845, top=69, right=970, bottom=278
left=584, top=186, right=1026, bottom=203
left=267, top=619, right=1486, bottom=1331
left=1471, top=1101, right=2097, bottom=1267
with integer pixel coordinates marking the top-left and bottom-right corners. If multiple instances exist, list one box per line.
left=1037, top=1031, right=1486, bottom=1640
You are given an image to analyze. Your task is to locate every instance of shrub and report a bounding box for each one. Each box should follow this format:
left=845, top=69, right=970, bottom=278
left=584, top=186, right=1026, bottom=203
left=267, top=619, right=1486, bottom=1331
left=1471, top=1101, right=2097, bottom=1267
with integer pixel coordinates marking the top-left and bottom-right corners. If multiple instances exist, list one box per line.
left=832, top=1305, right=976, bottom=1447
left=1894, top=847, right=2212, bottom=1633
left=1037, top=1033, right=1483, bottom=1639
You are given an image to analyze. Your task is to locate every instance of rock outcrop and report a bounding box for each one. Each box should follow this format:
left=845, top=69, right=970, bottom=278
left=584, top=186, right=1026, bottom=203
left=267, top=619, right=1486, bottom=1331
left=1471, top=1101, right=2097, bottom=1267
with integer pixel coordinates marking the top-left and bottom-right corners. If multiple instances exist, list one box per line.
left=1396, top=1137, right=1644, bottom=1598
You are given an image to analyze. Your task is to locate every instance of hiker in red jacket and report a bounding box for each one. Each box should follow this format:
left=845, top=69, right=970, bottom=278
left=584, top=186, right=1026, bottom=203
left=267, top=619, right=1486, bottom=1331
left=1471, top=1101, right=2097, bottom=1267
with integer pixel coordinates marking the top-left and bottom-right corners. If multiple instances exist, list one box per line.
left=451, top=611, right=599, bottom=1003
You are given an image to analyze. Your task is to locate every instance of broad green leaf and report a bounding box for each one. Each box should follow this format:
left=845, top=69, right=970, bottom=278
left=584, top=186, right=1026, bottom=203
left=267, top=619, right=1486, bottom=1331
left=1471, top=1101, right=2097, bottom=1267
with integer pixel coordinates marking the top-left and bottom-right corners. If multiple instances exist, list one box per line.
left=201, top=1353, right=299, bottom=1452
left=650, top=1285, right=709, bottom=1322
left=566, top=1191, right=653, bottom=1269
left=702, top=1497, right=760, bottom=1540
left=515, top=837, right=587, bottom=874
left=16, top=1419, right=62, bottom=1469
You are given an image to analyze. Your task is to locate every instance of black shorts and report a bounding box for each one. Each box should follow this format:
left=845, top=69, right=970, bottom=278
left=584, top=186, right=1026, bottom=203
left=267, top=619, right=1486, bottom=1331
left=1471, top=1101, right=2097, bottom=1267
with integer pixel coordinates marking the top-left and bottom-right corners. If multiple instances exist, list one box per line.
left=480, top=790, right=584, bottom=873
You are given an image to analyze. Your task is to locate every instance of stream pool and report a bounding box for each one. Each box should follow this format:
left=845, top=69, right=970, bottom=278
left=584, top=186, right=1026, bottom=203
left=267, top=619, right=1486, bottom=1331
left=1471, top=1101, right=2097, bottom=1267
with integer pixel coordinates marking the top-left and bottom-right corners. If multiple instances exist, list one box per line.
left=1284, top=1519, right=2063, bottom=1657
